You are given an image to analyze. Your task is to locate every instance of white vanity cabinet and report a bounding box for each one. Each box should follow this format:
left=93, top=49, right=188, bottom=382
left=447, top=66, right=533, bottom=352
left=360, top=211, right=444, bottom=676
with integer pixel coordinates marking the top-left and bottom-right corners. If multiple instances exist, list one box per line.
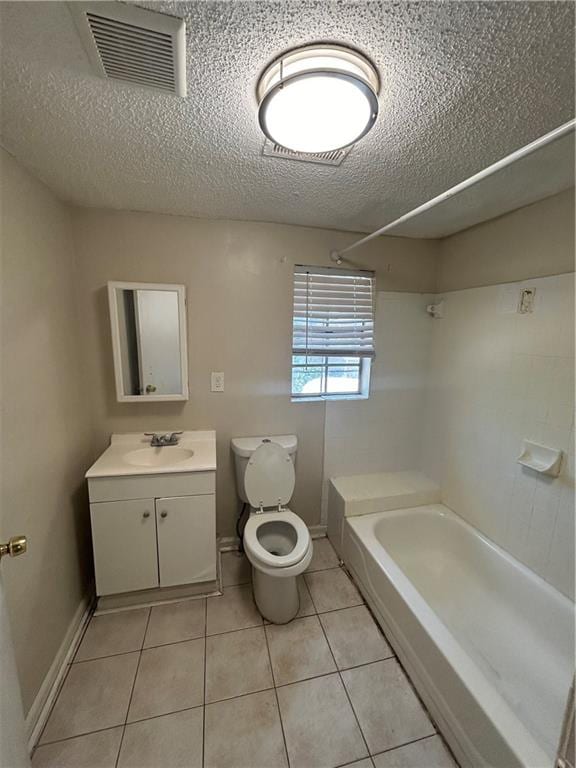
left=86, top=431, right=218, bottom=604
left=90, top=490, right=216, bottom=596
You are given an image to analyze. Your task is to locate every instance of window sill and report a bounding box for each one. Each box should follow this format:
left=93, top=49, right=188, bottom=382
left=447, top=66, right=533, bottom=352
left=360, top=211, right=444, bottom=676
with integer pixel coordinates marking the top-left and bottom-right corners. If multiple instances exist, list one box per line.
left=291, top=394, right=369, bottom=403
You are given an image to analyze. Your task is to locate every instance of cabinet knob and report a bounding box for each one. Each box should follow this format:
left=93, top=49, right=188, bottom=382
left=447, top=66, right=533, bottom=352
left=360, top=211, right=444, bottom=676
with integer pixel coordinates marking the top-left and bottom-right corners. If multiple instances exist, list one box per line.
left=143, top=511, right=150, bottom=519
left=160, top=511, right=168, bottom=518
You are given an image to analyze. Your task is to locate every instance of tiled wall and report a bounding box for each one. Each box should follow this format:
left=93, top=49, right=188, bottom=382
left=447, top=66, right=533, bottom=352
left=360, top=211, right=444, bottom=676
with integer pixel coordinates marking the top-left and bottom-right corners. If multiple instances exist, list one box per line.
left=422, top=273, right=575, bottom=598
left=322, top=291, right=433, bottom=519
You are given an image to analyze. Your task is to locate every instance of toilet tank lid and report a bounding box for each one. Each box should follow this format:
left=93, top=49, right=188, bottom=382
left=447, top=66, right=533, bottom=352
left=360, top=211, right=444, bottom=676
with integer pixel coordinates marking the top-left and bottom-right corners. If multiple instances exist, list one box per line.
left=231, top=435, right=297, bottom=458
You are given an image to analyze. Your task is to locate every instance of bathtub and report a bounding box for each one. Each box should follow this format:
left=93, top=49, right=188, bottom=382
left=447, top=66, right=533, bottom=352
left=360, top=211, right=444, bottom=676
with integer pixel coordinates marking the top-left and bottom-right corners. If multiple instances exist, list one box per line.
left=342, top=504, right=574, bottom=768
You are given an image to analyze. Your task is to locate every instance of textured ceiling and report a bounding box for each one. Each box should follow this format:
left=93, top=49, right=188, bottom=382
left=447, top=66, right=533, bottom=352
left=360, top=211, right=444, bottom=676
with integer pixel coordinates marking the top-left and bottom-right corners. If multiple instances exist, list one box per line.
left=1, top=1, right=574, bottom=235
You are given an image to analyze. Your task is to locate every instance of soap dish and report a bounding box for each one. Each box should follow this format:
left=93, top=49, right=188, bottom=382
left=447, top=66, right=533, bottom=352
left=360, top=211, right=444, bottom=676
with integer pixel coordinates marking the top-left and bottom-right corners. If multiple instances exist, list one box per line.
left=517, top=440, right=563, bottom=477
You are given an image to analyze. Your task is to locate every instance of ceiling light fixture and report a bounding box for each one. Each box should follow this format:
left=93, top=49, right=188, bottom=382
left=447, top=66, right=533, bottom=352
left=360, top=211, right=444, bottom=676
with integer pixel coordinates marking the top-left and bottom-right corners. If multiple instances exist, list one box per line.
left=257, top=44, right=379, bottom=154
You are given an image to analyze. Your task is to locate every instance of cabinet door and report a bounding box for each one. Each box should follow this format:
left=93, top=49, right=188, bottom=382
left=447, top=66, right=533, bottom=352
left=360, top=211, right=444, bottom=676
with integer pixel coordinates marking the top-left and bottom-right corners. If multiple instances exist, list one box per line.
left=90, top=498, right=158, bottom=596
left=156, top=496, right=216, bottom=587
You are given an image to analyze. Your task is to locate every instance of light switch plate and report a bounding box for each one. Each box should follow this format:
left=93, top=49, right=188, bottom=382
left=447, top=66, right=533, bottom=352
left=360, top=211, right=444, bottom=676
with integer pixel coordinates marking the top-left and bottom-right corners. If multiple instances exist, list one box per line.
left=211, top=372, right=224, bottom=392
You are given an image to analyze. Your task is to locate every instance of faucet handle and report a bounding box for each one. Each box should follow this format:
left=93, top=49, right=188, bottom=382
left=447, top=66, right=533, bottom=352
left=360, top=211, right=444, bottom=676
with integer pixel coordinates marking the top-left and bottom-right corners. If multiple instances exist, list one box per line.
left=168, top=431, right=183, bottom=443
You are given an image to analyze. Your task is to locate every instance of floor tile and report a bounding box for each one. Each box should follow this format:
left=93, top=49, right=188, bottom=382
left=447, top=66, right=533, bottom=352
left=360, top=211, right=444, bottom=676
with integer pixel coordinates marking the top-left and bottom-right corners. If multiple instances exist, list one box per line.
left=277, top=673, right=368, bottom=768
left=341, top=761, right=375, bottom=768
left=342, top=659, right=435, bottom=754
left=320, top=606, right=393, bottom=669
left=40, top=653, right=139, bottom=743
left=205, top=689, right=288, bottom=768
left=306, top=537, right=340, bottom=572
left=266, top=615, right=336, bottom=685
left=118, top=707, right=203, bottom=768
left=373, top=736, right=457, bottom=768
left=128, top=639, right=204, bottom=721
left=206, top=626, right=273, bottom=703
left=295, top=575, right=316, bottom=617
left=206, top=584, right=262, bottom=635
left=144, top=599, right=205, bottom=648
left=221, top=550, right=251, bottom=586
left=305, top=567, right=363, bottom=613
left=33, top=727, right=123, bottom=768
left=75, top=609, right=149, bottom=662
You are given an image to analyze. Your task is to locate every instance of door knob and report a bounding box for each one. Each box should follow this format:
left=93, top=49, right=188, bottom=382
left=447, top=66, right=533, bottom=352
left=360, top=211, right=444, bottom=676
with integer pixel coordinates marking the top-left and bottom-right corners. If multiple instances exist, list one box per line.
left=143, top=511, right=150, bottom=519
left=0, top=535, right=27, bottom=561
left=160, top=511, right=168, bottom=518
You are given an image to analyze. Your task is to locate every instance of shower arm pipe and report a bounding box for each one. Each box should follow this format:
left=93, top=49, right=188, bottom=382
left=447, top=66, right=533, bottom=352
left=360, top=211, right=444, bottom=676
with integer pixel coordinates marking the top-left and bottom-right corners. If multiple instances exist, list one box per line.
left=331, top=118, right=576, bottom=261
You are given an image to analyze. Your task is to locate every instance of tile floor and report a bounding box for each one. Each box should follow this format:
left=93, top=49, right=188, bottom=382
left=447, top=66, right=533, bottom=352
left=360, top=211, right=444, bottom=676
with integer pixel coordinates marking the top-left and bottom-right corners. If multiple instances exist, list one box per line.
left=33, top=538, right=458, bottom=768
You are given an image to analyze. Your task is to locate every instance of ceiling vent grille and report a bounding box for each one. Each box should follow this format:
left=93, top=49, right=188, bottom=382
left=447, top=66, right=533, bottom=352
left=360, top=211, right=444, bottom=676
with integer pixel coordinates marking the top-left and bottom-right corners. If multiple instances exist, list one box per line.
left=262, top=140, right=351, bottom=167
left=70, top=2, right=186, bottom=96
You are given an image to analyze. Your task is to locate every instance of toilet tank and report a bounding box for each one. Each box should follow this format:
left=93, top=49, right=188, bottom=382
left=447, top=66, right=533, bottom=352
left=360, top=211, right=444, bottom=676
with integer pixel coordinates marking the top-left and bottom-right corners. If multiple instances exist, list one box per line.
left=231, top=435, right=297, bottom=504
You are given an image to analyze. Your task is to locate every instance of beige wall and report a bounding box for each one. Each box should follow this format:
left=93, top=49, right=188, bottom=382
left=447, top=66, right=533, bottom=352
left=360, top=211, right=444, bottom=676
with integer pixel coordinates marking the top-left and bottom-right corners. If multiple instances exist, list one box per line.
left=0, top=149, right=94, bottom=714
left=437, top=188, right=575, bottom=291
left=72, top=208, right=439, bottom=538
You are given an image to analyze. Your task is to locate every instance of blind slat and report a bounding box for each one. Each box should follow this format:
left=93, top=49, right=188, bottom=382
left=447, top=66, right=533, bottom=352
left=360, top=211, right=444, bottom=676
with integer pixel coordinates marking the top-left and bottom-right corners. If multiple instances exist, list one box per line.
left=292, top=266, right=375, bottom=358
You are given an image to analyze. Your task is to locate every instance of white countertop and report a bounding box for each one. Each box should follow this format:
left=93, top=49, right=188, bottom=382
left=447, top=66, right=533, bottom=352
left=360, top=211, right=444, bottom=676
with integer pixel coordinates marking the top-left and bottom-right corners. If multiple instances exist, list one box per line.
left=85, top=431, right=217, bottom=479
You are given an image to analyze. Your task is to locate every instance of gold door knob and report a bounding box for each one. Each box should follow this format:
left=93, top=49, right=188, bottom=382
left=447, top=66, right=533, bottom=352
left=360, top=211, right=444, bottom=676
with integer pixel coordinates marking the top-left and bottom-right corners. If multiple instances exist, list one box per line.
left=0, top=535, right=27, bottom=561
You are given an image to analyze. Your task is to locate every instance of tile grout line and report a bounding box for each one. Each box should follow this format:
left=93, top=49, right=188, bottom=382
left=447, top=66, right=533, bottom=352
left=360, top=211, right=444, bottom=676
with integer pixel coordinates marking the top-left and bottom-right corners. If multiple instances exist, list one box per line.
left=35, top=722, right=450, bottom=768
left=335, top=570, right=444, bottom=759
left=37, top=704, right=211, bottom=749
left=263, top=617, right=291, bottom=768
left=201, top=595, right=207, bottom=768
left=370, top=732, right=444, bottom=759
left=113, top=607, right=152, bottom=768
left=36, top=724, right=126, bottom=750
left=314, top=599, right=372, bottom=762
left=299, top=561, right=372, bottom=761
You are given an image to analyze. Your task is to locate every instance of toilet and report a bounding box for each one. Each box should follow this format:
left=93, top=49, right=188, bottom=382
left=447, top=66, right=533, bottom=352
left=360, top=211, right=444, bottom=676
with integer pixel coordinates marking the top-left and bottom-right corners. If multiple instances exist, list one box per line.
left=231, top=435, right=313, bottom=624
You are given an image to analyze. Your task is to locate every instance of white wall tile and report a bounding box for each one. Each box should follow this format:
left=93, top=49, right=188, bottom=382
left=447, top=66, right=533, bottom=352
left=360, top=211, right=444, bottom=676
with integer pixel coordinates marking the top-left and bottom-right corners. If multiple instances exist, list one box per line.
left=321, top=292, right=433, bottom=520
left=422, top=273, right=574, bottom=598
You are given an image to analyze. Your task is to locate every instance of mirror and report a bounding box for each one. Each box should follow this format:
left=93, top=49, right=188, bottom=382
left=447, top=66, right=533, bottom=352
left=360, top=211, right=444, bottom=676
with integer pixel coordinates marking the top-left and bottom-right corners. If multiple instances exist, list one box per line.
left=108, top=281, right=188, bottom=402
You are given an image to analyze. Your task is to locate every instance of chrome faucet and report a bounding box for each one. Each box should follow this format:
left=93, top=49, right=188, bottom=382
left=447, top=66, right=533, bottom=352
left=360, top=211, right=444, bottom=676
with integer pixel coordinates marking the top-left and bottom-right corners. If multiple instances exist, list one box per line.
left=145, top=432, right=183, bottom=447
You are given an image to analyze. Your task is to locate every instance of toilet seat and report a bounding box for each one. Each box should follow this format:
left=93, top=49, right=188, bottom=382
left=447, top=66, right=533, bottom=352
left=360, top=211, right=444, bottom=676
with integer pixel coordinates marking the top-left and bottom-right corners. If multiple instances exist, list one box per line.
left=244, top=509, right=312, bottom=576
left=244, top=442, right=295, bottom=510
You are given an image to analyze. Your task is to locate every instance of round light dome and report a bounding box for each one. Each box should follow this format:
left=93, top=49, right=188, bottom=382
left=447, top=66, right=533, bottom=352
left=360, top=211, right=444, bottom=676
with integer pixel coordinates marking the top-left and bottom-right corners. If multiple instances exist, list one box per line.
left=257, top=45, right=379, bottom=154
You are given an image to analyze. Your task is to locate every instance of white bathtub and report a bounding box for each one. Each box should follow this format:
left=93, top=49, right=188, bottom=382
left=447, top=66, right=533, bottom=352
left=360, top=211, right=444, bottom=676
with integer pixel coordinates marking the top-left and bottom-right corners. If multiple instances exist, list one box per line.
left=342, top=504, right=574, bottom=768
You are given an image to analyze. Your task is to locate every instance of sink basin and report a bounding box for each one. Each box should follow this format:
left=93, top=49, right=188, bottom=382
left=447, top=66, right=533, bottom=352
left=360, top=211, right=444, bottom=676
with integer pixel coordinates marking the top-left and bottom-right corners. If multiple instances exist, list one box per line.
left=124, top=447, right=194, bottom=468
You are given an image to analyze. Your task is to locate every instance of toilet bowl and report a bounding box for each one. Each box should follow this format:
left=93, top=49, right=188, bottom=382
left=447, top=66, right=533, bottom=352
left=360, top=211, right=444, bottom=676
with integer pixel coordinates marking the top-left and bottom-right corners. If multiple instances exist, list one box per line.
left=231, top=436, right=313, bottom=624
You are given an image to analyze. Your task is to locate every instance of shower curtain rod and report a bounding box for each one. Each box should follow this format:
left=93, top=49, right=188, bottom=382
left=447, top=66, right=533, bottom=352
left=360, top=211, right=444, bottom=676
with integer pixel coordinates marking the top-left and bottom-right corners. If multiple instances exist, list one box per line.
left=330, top=118, right=576, bottom=262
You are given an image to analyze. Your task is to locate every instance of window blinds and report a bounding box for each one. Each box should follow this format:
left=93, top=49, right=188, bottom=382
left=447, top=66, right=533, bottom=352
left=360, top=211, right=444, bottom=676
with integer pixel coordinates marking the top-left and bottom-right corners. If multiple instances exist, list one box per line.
left=293, top=266, right=375, bottom=358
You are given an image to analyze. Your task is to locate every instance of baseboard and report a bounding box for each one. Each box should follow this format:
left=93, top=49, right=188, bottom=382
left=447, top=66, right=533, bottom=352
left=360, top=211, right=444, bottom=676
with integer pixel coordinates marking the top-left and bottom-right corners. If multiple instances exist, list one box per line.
left=25, top=589, right=94, bottom=753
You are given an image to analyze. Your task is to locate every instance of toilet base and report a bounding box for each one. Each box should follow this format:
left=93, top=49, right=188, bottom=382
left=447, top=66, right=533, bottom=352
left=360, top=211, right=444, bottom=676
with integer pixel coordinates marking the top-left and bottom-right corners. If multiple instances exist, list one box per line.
left=252, top=567, right=299, bottom=624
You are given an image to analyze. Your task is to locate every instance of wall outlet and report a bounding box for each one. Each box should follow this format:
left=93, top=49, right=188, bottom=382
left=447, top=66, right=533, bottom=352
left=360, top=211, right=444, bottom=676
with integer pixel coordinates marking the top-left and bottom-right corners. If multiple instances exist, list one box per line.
left=211, top=371, right=224, bottom=392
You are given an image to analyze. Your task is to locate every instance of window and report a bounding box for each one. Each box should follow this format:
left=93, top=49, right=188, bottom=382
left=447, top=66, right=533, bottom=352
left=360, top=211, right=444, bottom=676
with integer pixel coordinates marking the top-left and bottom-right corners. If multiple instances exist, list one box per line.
left=292, top=266, right=375, bottom=400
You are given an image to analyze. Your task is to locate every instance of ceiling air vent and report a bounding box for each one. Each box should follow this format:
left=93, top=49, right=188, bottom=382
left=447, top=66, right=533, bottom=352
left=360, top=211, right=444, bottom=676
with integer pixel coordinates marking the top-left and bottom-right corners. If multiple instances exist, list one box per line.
left=69, top=2, right=186, bottom=96
left=262, top=140, right=351, bottom=167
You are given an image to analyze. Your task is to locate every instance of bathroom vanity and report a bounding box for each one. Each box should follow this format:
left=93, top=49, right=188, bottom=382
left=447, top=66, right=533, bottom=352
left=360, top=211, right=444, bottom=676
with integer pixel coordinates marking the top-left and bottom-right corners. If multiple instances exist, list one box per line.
left=86, top=431, right=217, bottom=610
